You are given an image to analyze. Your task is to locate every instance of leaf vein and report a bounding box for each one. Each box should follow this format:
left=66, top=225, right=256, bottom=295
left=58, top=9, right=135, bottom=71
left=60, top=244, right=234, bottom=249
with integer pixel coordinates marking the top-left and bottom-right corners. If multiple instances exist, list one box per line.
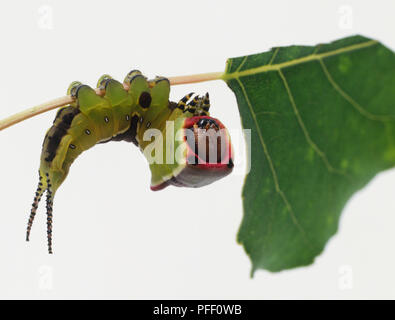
left=236, top=56, right=248, bottom=72
left=319, top=58, right=395, bottom=122
left=268, top=47, right=279, bottom=65
left=235, top=77, right=313, bottom=249
left=278, top=69, right=349, bottom=177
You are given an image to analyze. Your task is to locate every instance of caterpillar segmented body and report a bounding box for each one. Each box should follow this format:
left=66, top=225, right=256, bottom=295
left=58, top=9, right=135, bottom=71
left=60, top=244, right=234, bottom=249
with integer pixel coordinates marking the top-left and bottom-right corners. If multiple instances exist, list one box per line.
left=26, top=70, right=234, bottom=253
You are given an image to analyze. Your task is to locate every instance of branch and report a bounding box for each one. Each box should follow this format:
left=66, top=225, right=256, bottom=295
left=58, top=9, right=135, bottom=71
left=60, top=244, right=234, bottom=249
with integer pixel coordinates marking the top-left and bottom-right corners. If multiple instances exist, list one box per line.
left=0, top=71, right=223, bottom=131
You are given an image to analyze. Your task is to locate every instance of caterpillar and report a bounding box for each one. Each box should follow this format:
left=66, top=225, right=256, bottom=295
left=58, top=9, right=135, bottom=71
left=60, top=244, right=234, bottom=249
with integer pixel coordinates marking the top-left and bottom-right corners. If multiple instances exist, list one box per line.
left=26, top=70, right=234, bottom=253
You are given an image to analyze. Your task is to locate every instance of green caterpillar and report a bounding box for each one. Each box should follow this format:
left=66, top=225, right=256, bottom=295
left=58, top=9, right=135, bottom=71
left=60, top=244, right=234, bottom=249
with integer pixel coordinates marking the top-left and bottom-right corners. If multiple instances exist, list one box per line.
left=26, top=70, right=234, bottom=253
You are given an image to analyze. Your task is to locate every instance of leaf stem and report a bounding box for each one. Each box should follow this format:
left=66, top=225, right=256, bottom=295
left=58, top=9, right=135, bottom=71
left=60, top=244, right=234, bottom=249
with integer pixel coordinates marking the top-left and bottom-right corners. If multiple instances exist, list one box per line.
left=0, top=71, right=224, bottom=131
left=168, top=71, right=224, bottom=85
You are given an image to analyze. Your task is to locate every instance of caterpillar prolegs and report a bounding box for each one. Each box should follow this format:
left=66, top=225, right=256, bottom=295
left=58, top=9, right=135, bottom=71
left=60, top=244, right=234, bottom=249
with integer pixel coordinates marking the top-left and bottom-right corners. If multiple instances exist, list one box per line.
left=26, top=70, right=234, bottom=253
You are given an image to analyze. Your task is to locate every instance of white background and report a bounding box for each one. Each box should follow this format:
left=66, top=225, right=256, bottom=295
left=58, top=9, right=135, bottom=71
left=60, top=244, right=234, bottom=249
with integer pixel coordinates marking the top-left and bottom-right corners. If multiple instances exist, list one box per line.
left=0, top=0, right=394, bottom=299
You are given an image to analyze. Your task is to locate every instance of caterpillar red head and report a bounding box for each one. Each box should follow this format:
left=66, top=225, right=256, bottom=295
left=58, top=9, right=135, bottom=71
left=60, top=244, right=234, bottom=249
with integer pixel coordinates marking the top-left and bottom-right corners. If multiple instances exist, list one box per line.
left=150, top=115, right=234, bottom=190
left=26, top=71, right=233, bottom=253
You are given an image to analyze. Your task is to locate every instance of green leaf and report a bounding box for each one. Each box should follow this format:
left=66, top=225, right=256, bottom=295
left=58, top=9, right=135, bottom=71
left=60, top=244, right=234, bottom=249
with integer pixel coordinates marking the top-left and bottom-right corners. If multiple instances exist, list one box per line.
left=223, top=35, right=395, bottom=274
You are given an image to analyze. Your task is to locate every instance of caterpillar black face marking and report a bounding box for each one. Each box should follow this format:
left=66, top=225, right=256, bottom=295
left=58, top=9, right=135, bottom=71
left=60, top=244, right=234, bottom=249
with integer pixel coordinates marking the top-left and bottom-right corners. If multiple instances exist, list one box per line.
left=197, top=118, right=220, bottom=130
left=27, top=71, right=234, bottom=253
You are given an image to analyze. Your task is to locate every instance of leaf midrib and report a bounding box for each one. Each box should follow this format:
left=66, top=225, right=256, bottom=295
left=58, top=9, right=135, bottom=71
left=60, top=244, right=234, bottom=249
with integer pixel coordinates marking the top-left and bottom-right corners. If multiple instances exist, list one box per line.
left=222, top=39, right=378, bottom=80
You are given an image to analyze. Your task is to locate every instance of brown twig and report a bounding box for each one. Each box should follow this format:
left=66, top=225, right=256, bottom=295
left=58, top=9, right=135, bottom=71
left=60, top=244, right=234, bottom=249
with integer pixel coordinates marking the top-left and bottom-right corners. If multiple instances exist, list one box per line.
left=0, top=71, right=223, bottom=131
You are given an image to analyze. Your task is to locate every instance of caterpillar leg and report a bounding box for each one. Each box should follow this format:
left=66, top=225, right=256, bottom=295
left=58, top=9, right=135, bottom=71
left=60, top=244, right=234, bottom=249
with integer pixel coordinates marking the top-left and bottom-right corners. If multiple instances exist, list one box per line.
left=181, top=93, right=210, bottom=116
left=185, top=95, right=199, bottom=114
left=201, top=92, right=210, bottom=115
left=177, top=92, right=194, bottom=111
